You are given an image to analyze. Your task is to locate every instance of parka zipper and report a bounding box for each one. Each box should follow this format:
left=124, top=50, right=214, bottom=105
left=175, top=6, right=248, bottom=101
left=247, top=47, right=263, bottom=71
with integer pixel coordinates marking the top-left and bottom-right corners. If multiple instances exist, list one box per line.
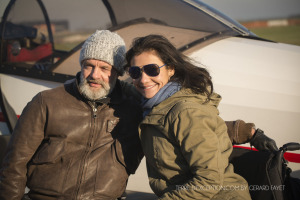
left=75, top=102, right=98, bottom=199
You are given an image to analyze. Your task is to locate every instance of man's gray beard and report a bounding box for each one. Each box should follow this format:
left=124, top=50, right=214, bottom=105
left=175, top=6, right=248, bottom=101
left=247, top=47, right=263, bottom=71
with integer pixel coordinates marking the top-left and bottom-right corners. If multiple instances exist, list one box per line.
left=79, top=73, right=116, bottom=101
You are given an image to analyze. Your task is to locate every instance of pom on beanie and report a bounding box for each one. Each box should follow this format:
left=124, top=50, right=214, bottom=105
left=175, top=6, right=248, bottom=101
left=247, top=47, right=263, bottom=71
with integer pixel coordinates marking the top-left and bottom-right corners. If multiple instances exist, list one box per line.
left=79, top=30, right=126, bottom=75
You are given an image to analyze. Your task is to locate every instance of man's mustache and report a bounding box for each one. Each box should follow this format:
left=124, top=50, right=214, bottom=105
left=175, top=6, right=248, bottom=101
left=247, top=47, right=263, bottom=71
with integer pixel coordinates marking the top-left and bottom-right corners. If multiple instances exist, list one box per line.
left=85, top=78, right=110, bottom=91
left=86, top=78, right=104, bottom=85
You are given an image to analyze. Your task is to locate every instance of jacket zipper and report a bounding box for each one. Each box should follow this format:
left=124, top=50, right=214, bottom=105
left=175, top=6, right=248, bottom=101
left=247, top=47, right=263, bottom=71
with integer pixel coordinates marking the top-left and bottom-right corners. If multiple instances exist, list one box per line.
left=75, top=102, right=98, bottom=199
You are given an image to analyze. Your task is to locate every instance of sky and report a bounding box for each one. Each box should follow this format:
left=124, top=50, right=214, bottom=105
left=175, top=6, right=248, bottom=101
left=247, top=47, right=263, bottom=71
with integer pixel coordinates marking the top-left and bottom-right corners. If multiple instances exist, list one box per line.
left=200, top=0, right=300, bottom=21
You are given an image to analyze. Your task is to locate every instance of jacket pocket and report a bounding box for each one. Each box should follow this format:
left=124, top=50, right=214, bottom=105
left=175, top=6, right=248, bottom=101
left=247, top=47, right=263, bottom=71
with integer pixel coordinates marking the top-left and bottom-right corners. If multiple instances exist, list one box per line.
left=31, top=139, right=64, bottom=164
left=115, top=139, right=126, bottom=167
left=107, top=119, right=119, bottom=133
left=94, top=142, right=128, bottom=198
left=27, top=139, right=72, bottom=194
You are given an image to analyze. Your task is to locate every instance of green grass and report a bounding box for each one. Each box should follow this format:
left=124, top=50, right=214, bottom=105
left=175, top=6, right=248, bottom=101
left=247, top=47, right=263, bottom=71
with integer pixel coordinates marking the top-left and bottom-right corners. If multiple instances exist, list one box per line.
left=248, top=25, right=300, bottom=46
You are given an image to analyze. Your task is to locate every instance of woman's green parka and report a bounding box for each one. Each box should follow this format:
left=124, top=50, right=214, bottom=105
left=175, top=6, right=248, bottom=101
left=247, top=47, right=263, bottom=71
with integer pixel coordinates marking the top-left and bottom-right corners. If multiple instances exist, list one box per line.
left=139, top=88, right=252, bottom=200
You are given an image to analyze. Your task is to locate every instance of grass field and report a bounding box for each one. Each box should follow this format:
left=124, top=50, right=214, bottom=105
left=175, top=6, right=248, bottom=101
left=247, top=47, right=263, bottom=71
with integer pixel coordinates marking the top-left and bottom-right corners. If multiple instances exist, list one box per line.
left=248, top=25, right=300, bottom=46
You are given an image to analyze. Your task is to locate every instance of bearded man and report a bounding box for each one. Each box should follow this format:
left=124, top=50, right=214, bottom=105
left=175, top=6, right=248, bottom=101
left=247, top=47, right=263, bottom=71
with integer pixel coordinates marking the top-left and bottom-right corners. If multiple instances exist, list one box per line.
left=0, top=30, right=143, bottom=200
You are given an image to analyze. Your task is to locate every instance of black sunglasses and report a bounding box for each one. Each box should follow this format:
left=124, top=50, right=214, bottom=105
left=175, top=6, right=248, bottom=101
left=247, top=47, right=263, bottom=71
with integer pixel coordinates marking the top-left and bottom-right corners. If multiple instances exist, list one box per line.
left=128, top=64, right=166, bottom=79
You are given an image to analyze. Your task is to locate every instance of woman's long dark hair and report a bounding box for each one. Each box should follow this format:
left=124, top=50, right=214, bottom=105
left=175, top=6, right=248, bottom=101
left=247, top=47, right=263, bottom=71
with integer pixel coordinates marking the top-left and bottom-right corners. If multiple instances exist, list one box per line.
left=125, top=34, right=213, bottom=99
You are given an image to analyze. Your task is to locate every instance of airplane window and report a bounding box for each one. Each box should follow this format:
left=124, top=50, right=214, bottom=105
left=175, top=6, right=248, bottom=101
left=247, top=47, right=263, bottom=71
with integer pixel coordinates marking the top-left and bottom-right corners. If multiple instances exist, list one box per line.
left=107, top=0, right=238, bottom=52
left=0, top=0, right=111, bottom=70
left=108, top=0, right=230, bottom=33
left=1, top=0, right=52, bottom=66
left=0, top=0, right=10, bottom=17
left=0, top=0, right=249, bottom=77
left=43, top=0, right=111, bottom=52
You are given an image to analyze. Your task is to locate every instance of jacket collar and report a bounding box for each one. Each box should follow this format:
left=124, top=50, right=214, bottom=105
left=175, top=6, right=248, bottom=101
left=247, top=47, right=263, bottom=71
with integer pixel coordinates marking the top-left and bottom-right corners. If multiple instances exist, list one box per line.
left=141, top=88, right=222, bottom=127
left=141, top=96, right=180, bottom=126
left=141, top=88, right=220, bottom=126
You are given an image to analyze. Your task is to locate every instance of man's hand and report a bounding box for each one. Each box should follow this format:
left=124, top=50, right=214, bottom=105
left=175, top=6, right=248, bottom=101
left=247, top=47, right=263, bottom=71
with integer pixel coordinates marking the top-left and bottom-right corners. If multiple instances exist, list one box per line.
left=250, top=129, right=278, bottom=151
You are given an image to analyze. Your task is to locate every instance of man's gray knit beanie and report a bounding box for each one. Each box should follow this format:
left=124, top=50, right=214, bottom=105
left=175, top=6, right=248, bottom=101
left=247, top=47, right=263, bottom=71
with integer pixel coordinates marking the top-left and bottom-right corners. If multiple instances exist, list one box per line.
left=79, top=30, right=126, bottom=75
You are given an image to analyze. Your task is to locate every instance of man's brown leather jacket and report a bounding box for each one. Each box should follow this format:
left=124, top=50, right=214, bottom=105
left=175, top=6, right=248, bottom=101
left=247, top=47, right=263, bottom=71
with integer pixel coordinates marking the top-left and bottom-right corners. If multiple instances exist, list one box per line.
left=0, top=74, right=254, bottom=200
left=0, top=75, right=143, bottom=200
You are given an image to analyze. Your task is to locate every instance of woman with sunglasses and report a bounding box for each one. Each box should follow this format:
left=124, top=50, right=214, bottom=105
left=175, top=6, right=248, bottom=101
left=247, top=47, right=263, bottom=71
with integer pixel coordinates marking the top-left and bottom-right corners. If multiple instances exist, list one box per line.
left=125, top=35, right=252, bottom=200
